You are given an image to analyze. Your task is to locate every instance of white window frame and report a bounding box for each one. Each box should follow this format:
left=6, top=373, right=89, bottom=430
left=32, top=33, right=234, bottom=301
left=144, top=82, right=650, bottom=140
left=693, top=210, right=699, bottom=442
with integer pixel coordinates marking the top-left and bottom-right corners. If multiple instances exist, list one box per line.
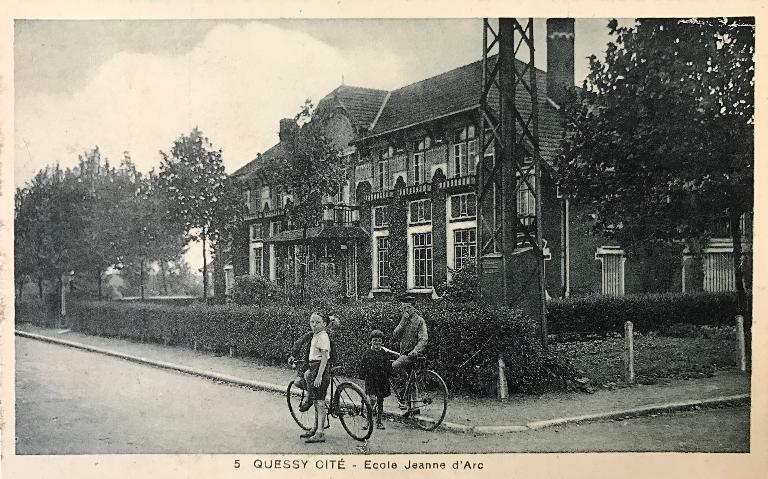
left=517, top=173, right=536, bottom=217
left=377, top=236, right=390, bottom=289
left=454, top=228, right=477, bottom=271
left=251, top=245, right=264, bottom=276
left=452, top=126, right=478, bottom=178
left=412, top=232, right=433, bottom=289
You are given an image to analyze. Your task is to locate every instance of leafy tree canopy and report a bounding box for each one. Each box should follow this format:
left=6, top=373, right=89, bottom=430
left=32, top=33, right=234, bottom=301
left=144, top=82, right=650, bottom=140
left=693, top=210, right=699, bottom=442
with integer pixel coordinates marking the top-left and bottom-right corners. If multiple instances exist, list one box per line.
left=557, top=18, right=754, bottom=249
left=276, top=101, right=348, bottom=230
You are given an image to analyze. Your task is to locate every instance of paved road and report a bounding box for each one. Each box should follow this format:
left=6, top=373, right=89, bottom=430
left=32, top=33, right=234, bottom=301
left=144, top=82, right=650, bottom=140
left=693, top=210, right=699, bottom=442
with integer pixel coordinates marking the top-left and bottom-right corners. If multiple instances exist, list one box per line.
left=15, top=337, right=749, bottom=454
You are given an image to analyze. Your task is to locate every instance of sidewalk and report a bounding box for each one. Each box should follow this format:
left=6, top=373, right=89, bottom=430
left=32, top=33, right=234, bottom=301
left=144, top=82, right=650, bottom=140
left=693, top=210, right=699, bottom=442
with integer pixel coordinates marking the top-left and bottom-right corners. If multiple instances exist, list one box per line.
left=15, top=323, right=750, bottom=434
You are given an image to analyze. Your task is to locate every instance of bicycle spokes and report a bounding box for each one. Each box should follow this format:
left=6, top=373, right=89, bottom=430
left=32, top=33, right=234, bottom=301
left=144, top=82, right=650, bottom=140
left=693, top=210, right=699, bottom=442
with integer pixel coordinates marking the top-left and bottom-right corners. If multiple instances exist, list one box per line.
left=407, top=370, right=448, bottom=431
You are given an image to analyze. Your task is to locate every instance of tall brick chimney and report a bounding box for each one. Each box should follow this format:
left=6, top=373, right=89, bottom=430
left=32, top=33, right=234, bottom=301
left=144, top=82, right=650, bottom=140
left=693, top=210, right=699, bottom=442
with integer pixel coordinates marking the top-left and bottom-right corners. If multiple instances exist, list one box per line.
left=278, top=118, right=297, bottom=142
left=546, top=18, right=575, bottom=106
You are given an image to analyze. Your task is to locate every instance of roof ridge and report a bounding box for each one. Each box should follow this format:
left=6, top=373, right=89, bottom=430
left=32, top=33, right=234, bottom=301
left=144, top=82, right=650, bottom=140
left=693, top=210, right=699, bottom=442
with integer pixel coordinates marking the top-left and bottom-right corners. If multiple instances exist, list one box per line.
left=337, top=84, right=388, bottom=93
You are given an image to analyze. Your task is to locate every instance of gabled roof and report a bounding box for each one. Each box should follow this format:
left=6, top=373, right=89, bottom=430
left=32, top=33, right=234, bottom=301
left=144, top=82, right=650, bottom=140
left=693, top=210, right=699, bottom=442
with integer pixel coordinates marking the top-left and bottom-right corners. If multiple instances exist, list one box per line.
left=316, top=85, right=389, bottom=130
left=362, top=56, right=566, bottom=165
left=232, top=85, right=388, bottom=182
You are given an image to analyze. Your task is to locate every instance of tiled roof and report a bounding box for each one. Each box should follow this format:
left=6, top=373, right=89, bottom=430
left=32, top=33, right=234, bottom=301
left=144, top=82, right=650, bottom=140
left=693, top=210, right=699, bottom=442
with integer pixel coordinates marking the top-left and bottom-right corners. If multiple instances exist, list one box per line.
left=230, top=142, right=286, bottom=180
left=316, top=85, right=389, bottom=130
left=364, top=56, right=566, bottom=165
left=233, top=85, right=388, bottom=181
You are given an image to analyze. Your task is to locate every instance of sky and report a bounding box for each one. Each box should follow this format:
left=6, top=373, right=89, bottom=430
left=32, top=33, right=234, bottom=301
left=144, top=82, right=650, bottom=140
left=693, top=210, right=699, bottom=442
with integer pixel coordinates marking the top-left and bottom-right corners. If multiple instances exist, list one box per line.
left=14, top=18, right=620, bottom=272
left=14, top=18, right=618, bottom=186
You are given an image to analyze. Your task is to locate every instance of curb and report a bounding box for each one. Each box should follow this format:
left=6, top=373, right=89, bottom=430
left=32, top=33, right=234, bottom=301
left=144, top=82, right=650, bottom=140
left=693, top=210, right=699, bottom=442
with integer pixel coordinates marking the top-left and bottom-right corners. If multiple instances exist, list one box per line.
left=16, top=330, right=750, bottom=435
left=524, top=394, right=751, bottom=431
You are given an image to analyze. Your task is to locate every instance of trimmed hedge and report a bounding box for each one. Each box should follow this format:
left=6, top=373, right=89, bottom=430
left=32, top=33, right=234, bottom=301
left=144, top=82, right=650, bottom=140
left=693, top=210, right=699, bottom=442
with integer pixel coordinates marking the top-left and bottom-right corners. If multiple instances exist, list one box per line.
left=548, top=291, right=751, bottom=336
left=65, top=300, right=576, bottom=395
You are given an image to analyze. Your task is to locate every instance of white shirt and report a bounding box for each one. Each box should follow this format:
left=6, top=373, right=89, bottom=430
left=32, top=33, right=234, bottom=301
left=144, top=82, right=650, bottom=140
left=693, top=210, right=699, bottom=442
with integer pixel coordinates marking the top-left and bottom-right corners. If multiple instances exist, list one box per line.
left=309, top=330, right=330, bottom=361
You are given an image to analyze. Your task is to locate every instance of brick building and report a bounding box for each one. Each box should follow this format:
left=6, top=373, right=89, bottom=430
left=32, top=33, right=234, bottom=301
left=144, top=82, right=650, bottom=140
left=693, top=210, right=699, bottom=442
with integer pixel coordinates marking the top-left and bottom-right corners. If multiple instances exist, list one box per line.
left=228, top=19, right=750, bottom=300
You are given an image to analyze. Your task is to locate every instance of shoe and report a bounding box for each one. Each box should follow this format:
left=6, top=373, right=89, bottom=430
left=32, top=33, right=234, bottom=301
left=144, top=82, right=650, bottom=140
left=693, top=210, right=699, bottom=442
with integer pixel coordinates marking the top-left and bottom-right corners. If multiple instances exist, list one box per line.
left=376, top=422, right=385, bottom=430
left=398, top=402, right=408, bottom=410
left=299, top=399, right=312, bottom=412
left=300, top=430, right=316, bottom=439
left=362, top=423, right=369, bottom=430
left=305, top=434, right=326, bottom=443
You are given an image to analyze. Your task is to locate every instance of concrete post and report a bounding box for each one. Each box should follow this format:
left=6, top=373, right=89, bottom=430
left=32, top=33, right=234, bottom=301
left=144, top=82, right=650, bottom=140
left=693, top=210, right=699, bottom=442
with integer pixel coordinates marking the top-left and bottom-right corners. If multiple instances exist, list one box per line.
left=497, top=355, right=509, bottom=399
left=736, top=315, right=746, bottom=372
left=624, top=321, right=635, bottom=383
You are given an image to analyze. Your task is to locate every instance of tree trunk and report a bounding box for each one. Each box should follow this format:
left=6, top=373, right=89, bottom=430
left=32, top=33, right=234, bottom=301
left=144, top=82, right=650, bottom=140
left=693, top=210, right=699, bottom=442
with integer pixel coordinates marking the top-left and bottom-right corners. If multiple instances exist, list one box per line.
left=38, top=277, right=44, bottom=303
left=97, top=269, right=103, bottom=301
left=202, top=229, right=208, bottom=302
left=140, top=258, right=145, bottom=301
left=160, top=261, right=169, bottom=295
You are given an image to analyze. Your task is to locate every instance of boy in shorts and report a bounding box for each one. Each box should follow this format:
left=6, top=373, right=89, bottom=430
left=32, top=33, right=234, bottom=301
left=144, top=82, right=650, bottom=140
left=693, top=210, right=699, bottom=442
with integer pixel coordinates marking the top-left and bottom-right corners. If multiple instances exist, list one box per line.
left=302, top=312, right=331, bottom=443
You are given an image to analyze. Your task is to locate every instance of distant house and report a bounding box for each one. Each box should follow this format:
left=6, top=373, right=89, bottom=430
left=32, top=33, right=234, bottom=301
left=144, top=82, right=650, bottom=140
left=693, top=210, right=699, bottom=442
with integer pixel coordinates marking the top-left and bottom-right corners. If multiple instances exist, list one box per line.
left=228, top=19, right=751, bottom=300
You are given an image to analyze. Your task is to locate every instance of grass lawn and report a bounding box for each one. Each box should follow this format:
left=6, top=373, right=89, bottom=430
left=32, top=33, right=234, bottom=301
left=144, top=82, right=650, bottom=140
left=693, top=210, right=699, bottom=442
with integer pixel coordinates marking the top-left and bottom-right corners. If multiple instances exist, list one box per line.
left=553, top=326, right=741, bottom=388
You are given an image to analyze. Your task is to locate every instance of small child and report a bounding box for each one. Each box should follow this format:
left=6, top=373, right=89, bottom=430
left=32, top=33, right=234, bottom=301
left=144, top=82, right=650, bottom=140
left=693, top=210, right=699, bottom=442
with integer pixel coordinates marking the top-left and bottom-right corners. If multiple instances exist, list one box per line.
left=359, top=329, right=393, bottom=430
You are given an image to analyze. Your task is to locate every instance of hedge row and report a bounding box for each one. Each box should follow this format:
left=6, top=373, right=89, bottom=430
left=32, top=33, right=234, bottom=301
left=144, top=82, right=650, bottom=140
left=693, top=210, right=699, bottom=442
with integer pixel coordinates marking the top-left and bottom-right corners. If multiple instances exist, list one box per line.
left=547, top=291, right=750, bottom=336
left=64, top=300, right=575, bottom=395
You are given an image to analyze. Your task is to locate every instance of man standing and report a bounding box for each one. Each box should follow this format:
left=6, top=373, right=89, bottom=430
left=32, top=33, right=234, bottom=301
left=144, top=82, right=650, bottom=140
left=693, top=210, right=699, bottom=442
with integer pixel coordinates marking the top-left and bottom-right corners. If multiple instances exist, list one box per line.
left=392, top=295, right=428, bottom=372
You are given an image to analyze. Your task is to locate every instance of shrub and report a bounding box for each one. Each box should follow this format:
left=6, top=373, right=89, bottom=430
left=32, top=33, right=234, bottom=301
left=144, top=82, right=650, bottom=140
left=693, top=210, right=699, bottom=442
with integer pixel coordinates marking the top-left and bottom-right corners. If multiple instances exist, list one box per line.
left=231, top=274, right=283, bottom=306
left=65, top=299, right=576, bottom=395
left=436, top=263, right=479, bottom=302
left=303, top=269, right=344, bottom=310
left=548, top=291, right=750, bottom=336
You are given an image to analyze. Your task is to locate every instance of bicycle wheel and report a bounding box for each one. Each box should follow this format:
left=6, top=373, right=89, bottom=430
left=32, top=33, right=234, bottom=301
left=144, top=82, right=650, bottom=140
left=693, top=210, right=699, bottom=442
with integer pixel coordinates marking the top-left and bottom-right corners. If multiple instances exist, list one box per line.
left=334, top=382, right=373, bottom=441
left=286, top=379, right=314, bottom=431
left=406, top=369, right=448, bottom=431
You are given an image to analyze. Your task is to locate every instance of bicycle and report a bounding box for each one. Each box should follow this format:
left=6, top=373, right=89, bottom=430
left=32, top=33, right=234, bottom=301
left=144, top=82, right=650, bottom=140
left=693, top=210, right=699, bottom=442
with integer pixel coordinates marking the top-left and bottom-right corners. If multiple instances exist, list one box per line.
left=384, top=347, right=448, bottom=431
left=286, top=359, right=374, bottom=441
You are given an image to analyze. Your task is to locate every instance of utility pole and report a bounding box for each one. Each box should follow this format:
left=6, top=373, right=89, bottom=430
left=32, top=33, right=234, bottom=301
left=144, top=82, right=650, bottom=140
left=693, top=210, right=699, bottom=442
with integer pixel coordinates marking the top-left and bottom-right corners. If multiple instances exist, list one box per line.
left=478, top=18, right=548, bottom=350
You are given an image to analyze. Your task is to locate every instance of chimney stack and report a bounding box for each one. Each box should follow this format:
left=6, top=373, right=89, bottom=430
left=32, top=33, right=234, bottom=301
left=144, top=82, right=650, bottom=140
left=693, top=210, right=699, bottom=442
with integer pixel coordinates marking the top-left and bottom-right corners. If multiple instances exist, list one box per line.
left=546, top=18, right=575, bottom=106
left=278, top=118, right=297, bottom=142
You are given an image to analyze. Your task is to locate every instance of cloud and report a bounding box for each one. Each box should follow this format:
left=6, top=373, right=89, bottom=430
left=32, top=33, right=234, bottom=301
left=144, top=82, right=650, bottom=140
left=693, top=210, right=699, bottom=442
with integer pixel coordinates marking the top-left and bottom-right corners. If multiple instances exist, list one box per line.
left=14, top=21, right=409, bottom=186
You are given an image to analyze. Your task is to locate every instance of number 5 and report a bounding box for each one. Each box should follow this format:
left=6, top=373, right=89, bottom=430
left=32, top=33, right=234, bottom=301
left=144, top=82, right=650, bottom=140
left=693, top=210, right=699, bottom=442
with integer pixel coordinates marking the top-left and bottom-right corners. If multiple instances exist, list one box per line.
left=234, top=459, right=240, bottom=468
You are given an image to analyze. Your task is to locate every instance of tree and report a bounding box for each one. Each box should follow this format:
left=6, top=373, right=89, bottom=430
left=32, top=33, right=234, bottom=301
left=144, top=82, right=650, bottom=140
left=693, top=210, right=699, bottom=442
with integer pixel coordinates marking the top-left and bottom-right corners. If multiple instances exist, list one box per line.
left=275, top=101, right=347, bottom=302
left=157, top=128, right=245, bottom=301
left=14, top=164, right=91, bottom=312
left=72, top=148, right=139, bottom=300
left=557, top=18, right=754, bottom=313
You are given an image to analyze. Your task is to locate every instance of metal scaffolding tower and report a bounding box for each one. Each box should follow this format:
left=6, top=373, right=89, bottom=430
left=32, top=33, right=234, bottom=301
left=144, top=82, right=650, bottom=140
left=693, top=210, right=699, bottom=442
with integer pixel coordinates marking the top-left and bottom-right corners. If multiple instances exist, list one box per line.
left=478, top=18, right=548, bottom=350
